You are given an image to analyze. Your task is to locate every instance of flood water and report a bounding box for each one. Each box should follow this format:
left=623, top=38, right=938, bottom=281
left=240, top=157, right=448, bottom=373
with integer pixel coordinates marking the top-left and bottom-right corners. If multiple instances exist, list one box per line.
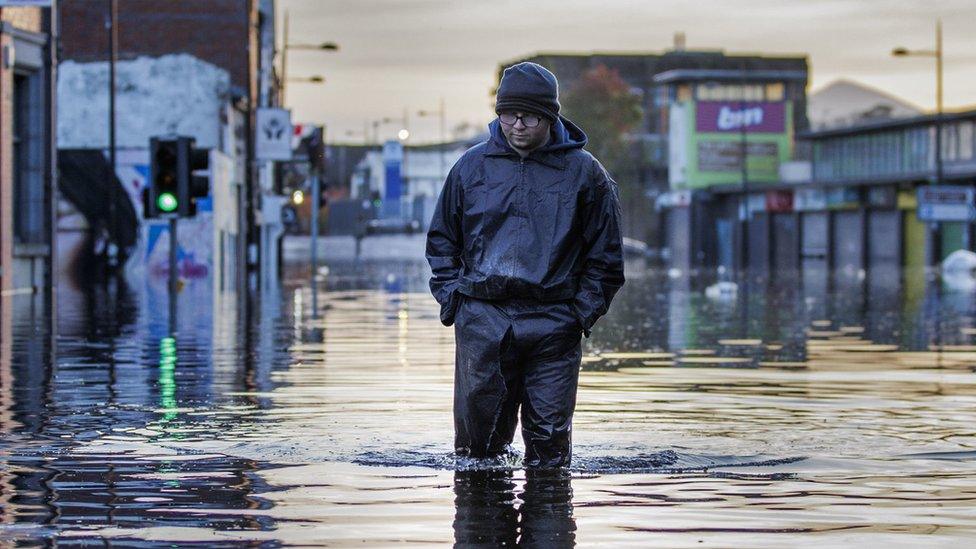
left=2, top=244, right=976, bottom=547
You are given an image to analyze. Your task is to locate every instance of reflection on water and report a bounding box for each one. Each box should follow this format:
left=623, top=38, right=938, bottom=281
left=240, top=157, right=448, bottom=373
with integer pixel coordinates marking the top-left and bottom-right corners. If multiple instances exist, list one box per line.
left=0, top=254, right=975, bottom=544
left=454, top=469, right=576, bottom=547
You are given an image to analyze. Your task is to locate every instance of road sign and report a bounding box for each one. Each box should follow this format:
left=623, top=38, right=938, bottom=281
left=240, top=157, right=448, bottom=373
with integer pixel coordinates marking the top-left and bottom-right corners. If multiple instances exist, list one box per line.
left=917, top=186, right=976, bottom=222
left=256, top=108, right=292, bottom=161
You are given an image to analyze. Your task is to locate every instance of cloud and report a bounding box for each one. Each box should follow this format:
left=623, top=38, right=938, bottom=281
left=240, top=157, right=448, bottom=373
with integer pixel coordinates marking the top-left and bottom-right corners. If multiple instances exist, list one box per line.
left=282, top=0, right=976, bottom=142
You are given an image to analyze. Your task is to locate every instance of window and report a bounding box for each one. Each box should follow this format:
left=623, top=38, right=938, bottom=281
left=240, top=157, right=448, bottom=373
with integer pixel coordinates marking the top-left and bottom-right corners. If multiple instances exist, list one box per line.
left=696, top=83, right=765, bottom=102
left=744, top=85, right=764, bottom=101
left=13, top=71, right=45, bottom=245
left=765, top=83, right=785, bottom=101
left=959, top=121, right=974, bottom=161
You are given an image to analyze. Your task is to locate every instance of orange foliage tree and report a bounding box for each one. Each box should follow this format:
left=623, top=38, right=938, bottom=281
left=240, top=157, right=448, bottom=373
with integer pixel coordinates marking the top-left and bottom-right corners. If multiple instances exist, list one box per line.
left=561, top=64, right=643, bottom=180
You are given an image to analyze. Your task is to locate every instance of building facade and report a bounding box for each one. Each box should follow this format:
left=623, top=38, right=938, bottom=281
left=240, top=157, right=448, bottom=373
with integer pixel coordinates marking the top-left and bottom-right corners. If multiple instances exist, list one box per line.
left=803, top=110, right=976, bottom=272
left=0, top=6, right=56, bottom=301
left=672, top=109, right=976, bottom=279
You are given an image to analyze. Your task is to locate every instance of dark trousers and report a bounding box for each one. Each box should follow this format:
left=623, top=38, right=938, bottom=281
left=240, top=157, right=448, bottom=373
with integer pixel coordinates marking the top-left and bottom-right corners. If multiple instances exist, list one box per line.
left=453, top=296, right=582, bottom=468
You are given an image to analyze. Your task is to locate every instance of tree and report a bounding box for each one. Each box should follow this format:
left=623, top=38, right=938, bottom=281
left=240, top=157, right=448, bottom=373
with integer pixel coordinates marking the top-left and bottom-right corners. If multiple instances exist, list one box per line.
left=562, top=64, right=645, bottom=240
left=561, top=64, right=643, bottom=178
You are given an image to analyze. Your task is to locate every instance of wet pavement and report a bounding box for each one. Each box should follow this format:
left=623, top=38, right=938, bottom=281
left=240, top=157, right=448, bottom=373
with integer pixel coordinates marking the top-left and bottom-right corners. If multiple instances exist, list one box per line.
left=2, top=243, right=976, bottom=546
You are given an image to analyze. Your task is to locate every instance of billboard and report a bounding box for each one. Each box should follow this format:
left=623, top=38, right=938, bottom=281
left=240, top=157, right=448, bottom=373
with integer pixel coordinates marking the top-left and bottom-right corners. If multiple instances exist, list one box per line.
left=669, top=100, right=793, bottom=190
left=695, top=101, right=786, bottom=133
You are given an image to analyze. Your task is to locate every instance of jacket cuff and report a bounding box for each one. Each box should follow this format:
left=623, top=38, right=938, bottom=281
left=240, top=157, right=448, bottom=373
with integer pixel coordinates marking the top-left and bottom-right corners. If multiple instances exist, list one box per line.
left=572, top=303, right=591, bottom=338
left=440, top=289, right=462, bottom=326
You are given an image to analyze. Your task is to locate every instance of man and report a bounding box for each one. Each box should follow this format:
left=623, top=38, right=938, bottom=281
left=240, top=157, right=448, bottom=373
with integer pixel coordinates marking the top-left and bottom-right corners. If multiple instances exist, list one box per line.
left=426, top=62, right=624, bottom=468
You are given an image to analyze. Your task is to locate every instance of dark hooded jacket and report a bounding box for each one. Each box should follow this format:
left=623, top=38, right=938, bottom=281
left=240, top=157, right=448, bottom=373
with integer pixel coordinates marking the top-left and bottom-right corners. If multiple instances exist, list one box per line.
left=426, top=116, right=624, bottom=337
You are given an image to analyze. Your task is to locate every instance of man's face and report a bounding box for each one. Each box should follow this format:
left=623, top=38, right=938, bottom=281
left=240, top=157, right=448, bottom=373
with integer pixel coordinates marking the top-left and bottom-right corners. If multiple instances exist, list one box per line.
left=499, top=111, right=551, bottom=154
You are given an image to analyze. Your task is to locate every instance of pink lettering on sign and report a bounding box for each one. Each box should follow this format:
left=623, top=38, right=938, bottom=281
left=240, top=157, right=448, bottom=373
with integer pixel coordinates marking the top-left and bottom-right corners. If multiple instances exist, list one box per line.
left=696, top=101, right=786, bottom=133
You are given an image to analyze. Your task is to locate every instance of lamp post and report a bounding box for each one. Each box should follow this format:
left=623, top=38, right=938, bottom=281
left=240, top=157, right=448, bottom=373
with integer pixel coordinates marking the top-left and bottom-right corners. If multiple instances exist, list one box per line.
left=371, top=114, right=410, bottom=217
left=739, top=62, right=750, bottom=273
left=892, top=19, right=943, bottom=185
left=287, top=75, right=326, bottom=84
left=280, top=9, right=338, bottom=105
left=893, top=18, right=944, bottom=262
left=371, top=116, right=409, bottom=145
left=418, top=97, right=447, bottom=186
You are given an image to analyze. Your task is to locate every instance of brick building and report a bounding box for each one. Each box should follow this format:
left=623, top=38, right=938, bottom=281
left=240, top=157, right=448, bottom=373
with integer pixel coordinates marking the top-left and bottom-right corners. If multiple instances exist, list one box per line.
left=60, top=1, right=262, bottom=94
left=0, top=6, right=56, bottom=300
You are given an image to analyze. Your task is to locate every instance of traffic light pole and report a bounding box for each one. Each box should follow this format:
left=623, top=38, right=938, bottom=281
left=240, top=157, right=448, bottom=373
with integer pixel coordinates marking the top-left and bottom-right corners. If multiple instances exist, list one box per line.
left=107, top=0, right=119, bottom=267
left=168, top=216, right=178, bottom=331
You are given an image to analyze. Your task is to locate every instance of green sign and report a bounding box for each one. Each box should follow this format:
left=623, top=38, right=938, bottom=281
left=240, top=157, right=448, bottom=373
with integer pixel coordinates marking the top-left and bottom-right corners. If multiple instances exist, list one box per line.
left=669, top=100, right=793, bottom=190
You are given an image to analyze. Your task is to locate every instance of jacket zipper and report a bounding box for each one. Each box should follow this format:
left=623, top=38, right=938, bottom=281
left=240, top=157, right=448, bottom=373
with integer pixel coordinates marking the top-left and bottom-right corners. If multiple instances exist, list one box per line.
left=518, top=158, right=525, bottom=216
left=512, top=158, right=526, bottom=279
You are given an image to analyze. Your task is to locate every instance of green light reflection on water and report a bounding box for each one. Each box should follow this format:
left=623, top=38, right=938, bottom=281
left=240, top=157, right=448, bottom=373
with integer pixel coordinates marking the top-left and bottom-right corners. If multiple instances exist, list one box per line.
left=158, top=336, right=179, bottom=425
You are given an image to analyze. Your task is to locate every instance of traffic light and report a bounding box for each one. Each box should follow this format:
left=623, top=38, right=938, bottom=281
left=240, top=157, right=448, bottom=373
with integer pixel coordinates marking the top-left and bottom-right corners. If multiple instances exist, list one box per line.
left=145, top=137, right=189, bottom=218
left=186, top=146, right=210, bottom=217
left=144, top=136, right=209, bottom=218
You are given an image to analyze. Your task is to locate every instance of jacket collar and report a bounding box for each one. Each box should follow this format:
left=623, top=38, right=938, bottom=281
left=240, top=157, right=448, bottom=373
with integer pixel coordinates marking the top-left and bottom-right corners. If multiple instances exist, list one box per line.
left=483, top=127, right=568, bottom=170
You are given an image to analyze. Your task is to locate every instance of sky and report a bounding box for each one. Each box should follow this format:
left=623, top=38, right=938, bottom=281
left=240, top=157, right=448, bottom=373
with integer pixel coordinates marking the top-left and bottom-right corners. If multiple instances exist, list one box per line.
left=278, top=0, right=976, bottom=144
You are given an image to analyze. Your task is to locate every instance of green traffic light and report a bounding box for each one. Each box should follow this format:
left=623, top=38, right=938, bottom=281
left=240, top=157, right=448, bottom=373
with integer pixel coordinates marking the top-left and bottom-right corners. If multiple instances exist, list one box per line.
left=157, top=192, right=178, bottom=213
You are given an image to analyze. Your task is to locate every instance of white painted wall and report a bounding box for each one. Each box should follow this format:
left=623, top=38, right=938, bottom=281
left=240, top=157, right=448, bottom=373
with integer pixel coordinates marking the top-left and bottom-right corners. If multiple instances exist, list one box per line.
left=57, top=54, right=239, bottom=285
left=57, top=54, right=230, bottom=149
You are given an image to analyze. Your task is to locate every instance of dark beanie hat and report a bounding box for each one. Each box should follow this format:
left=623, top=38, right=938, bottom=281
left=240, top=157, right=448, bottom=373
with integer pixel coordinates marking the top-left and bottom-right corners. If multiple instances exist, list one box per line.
left=495, top=62, right=560, bottom=122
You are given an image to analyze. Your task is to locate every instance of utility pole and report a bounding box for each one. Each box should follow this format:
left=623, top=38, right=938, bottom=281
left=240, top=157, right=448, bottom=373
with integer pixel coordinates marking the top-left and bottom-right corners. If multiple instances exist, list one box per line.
left=107, top=0, right=119, bottom=268
left=168, top=215, right=178, bottom=331
left=439, top=98, right=446, bottom=184
left=936, top=19, right=943, bottom=188
left=739, top=60, right=750, bottom=272
left=892, top=19, right=945, bottom=264
left=281, top=9, right=289, bottom=105
left=418, top=98, right=447, bottom=187
left=310, top=126, right=324, bottom=318
left=279, top=9, right=338, bottom=105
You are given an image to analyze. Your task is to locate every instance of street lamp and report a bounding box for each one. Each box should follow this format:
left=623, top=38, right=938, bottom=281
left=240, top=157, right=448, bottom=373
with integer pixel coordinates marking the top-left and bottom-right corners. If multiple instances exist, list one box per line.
left=892, top=19, right=944, bottom=264
left=892, top=19, right=943, bottom=186
left=280, top=9, right=339, bottom=105
left=287, top=75, right=326, bottom=84
left=417, top=98, right=447, bottom=184
left=375, top=114, right=410, bottom=144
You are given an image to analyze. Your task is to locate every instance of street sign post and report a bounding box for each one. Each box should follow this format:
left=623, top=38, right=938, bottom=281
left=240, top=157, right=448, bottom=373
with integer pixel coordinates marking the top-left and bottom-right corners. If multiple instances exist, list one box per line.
left=256, top=108, right=293, bottom=161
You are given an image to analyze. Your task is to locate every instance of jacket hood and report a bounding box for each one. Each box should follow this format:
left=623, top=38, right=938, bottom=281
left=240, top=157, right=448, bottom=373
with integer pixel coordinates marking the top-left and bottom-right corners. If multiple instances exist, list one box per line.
left=486, top=115, right=588, bottom=158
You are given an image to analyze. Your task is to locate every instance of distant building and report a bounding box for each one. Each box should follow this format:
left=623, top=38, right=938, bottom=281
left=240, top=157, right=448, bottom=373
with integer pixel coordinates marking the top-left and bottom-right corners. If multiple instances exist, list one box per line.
left=808, top=79, right=923, bottom=130
left=801, top=109, right=976, bottom=272
left=348, top=141, right=468, bottom=231
left=500, top=48, right=809, bottom=249
left=0, top=7, right=56, bottom=304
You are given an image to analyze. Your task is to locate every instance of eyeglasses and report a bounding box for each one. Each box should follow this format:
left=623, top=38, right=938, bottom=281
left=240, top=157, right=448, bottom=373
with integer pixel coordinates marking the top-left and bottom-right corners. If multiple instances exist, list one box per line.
left=499, top=113, right=542, bottom=128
